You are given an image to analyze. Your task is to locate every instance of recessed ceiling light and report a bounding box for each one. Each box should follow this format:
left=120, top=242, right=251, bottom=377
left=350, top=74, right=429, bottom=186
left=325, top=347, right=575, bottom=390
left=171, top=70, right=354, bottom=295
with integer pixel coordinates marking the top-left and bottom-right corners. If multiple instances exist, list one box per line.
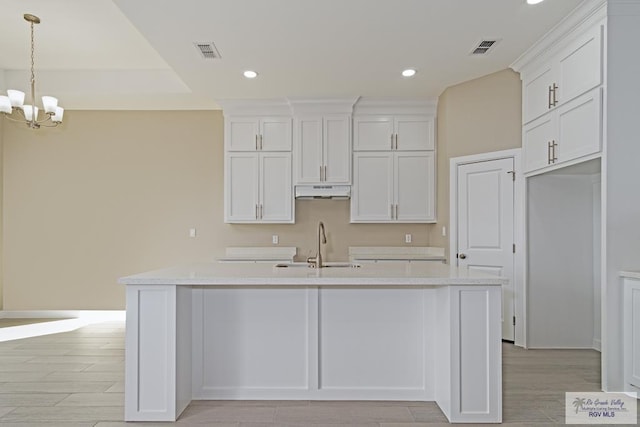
left=527, top=0, right=544, bottom=4
left=402, top=69, right=417, bottom=78
left=243, top=70, right=258, bottom=79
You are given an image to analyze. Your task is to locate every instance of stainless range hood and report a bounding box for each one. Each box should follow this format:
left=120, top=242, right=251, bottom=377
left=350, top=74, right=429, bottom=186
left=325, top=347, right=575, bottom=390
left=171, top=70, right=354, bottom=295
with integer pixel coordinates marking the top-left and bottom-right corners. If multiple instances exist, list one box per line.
left=295, top=185, right=351, bottom=200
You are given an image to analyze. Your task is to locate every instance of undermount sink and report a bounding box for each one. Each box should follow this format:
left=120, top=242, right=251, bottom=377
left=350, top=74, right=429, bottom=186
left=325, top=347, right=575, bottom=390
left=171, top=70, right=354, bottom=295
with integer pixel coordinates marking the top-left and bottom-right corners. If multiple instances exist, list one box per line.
left=274, top=262, right=361, bottom=269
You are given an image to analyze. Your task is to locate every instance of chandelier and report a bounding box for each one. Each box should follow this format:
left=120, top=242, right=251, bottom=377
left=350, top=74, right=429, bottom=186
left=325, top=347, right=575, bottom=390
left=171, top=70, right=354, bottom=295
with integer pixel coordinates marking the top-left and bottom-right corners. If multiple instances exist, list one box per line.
left=0, top=14, right=64, bottom=129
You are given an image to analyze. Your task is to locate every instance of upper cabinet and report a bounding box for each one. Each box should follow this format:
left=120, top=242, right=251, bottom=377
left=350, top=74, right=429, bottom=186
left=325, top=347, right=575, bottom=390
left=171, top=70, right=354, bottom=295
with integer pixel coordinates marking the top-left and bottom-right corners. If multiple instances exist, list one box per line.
left=522, top=23, right=603, bottom=125
left=515, top=14, right=605, bottom=176
left=351, top=100, right=437, bottom=223
left=294, top=115, right=351, bottom=185
left=225, top=116, right=292, bottom=152
left=353, top=115, right=435, bottom=151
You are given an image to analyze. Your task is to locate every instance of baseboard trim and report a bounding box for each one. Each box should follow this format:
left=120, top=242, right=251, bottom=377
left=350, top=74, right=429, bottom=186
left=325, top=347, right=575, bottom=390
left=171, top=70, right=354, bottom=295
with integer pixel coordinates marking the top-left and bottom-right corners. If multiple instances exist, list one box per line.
left=0, top=310, right=125, bottom=321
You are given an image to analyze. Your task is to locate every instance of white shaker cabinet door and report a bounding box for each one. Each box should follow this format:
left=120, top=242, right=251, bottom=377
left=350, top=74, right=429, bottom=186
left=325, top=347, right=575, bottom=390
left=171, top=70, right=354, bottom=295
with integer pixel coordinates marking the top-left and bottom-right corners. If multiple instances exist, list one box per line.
left=323, top=115, right=351, bottom=184
left=353, top=116, right=394, bottom=151
left=523, top=63, right=556, bottom=124
left=295, top=117, right=323, bottom=184
left=557, top=24, right=603, bottom=107
left=523, top=113, right=556, bottom=174
left=260, top=117, right=292, bottom=151
left=395, top=151, right=435, bottom=222
left=226, top=118, right=260, bottom=151
left=225, top=153, right=259, bottom=222
left=394, top=116, right=434, bottom=151
left=351, top=152, right=393, bottom=222
left=556, top=88, right=602, bottom=165
left=260, top=152, right=293, bottom=223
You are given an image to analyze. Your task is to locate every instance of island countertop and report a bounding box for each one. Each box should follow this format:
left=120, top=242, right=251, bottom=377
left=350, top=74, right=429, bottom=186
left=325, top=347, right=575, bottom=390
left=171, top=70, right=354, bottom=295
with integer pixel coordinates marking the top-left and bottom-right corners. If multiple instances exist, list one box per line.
left=118, top=261, right=506, bottom=286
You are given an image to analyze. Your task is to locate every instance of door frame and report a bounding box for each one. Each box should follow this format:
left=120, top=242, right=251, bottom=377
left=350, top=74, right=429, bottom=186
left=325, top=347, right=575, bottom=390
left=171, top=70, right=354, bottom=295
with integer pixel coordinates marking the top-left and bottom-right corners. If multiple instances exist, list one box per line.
left=449, top=148, right=526, bottom=347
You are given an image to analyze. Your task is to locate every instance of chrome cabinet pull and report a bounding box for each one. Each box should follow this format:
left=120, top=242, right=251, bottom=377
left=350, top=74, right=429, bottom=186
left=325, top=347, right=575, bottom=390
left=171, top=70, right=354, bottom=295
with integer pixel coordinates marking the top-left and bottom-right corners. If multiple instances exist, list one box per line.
left=548, top=85, right=553, bottom=109
left=260, top=204, right=263, bottom=219
left=395, top=134, right=398, bottom=150
left=551, top=140, right=558, bottom=163
left=390, top=204, right=394, bottom=219
left=323, top=165, right=327, bottom=182
left=394, top=204, right=398, bottom=219
left=391, top=134, right=394, bottom=149
left=320, top=165, right=323, bottom=181
left=260, top=134, right=264, bottom=150
left=547, top=141, right=552, bottom=164
left=255, top=204, right=258, bottom=219
left=552, top=83, right=558, bottom=107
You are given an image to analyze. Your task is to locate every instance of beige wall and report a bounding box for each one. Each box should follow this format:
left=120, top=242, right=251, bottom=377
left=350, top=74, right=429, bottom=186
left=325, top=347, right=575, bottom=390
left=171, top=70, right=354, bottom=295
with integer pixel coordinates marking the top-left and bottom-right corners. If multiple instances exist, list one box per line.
left=1, top=69, right=521, bottom=310
left=429, top=69, right=522, bottom=252
left=0, top=117, right=3, bottom=309
left=2, top=110, right=431, bottom=310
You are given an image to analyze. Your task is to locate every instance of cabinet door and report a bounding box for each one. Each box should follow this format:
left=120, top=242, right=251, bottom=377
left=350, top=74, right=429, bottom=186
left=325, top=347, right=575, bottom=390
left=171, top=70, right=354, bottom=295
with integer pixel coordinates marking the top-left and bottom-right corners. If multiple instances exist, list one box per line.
left=557, top=24, right=602, bottom=106
left=324, top=115, right=351, bottom=184
left=295, top=117, right=323, bottom=184
left=556, top=88, right=601, bottom=165
left=260, top=117, right=292, bottom=151
left=523, top=114, right=556, bottom=174
left=225, top=153, right=259, bottom=222
left=523, top=63, right=556, bottom=124
left=351, top=152, right=393, bottom=222
left=260, top=152, right=293, bottom=223
left=353, top=116, right=394, bottom=151
left=394, top=116, right=435, bottom=151
left=395, top=151, right=436, bottom=222
left=226, top=117, right=259, bottom=151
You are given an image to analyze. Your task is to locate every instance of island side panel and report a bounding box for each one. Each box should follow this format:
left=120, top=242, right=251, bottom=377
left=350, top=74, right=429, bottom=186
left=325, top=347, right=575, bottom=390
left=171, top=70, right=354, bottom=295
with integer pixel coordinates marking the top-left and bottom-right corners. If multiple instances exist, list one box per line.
left=125, top=285, right=180, bottom=421
left=436, top=285, right=502, bottom=423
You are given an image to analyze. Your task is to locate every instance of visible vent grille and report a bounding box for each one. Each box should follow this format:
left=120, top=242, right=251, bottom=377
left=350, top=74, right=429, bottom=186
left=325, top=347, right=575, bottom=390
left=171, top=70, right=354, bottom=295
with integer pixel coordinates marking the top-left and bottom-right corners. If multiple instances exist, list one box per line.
left=194, top=42, right=221, bottom=59
left=470, top=39, right=500, bottom=55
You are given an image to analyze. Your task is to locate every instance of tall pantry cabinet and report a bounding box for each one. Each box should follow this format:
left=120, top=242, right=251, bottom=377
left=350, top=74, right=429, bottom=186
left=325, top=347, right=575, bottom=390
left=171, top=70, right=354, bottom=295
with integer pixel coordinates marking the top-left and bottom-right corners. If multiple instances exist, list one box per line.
left=511, top=0, right=640, bottom=392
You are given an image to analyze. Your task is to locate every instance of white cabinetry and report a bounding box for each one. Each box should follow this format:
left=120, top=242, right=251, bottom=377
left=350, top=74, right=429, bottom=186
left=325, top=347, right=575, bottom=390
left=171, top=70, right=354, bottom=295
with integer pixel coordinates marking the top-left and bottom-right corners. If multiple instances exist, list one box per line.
left=623, top=274, right=640, bottom=392
left=523, top=24, right=602, bottom=124
left=225, top=152, right=292, bottom=223
left=294, top=115, right=351, bottom=184
left=225, top=116, right=292, bottom=151
left=351, top=151, right=435, bottom=223
left=523, top=88, right=601, bottom=173
left=353, top=115, right=434, bottom=151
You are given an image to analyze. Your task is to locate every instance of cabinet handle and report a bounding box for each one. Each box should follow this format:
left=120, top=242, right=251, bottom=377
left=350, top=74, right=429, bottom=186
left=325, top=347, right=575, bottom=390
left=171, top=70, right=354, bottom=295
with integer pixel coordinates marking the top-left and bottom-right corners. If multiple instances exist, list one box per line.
left=260, top=204, right=263, bottom=219
left=395, top=134, right=398, bottom=150
left=395, top=204, right=398, bottom=219
left=547, top=141, right=552, bottom=164
left=552, top=83, right=558, bottom=107
left=548, top=85, right=553, bottom=109
left=255, top=135, right=259, bottom=150
left=390, top=204, right=394, bottom=219
left=320, top=165, right=323, bottom=181
left=551, top=140, right=558, bottom=163
left=260, top=134, right=264, bottom=150
left=255, top=204, right=259, bottom=219
left=391, top=134, right=394, bottom=150
left=323, top=165, right=327, bottom=181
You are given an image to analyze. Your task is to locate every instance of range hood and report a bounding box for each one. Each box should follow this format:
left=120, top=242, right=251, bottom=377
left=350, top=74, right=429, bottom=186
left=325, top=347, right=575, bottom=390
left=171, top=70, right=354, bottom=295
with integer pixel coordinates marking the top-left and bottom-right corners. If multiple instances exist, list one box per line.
left=295, top=185, right=351, bottom=200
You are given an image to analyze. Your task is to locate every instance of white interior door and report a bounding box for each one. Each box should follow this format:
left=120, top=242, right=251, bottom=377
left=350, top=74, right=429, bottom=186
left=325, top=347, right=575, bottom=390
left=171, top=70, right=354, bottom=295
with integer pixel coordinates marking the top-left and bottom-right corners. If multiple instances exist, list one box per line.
left=456, top=158, right=515, bottom=341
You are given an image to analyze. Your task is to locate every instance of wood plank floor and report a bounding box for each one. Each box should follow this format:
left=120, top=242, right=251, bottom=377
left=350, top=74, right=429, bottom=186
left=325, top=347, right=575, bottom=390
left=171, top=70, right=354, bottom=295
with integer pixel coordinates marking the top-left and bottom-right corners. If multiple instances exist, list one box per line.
left=0, top=320, right=624, bottom=426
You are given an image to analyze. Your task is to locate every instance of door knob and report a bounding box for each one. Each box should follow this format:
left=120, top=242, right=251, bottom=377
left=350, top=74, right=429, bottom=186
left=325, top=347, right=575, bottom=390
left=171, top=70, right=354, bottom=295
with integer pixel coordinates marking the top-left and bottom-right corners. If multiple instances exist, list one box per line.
left=459, top=253, right=467, bottom=259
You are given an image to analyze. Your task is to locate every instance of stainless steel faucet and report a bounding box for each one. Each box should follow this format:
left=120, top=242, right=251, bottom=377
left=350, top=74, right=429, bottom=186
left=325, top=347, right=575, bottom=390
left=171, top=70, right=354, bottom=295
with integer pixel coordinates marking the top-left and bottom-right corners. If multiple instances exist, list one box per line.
left=307, top=221, right=327, bottom=268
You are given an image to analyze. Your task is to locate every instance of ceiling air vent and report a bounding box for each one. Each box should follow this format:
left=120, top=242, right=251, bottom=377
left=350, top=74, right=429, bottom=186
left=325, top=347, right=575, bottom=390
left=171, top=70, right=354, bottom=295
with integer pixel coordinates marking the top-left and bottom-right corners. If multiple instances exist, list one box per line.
left=194, top=42, right=221, bottom=59
left=470, top=39, right=500, bottom=55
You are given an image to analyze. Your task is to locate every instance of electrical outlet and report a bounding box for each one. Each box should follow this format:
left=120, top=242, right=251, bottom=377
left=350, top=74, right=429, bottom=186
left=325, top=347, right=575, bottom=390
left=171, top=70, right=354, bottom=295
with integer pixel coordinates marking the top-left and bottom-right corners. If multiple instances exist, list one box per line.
left=272, top=235, right=279, bottom=245
left=189, top=228, right=196, bottom=238
left=442, top=226, right=447, bottom=237
left=405, top=234, right=412, bottom=244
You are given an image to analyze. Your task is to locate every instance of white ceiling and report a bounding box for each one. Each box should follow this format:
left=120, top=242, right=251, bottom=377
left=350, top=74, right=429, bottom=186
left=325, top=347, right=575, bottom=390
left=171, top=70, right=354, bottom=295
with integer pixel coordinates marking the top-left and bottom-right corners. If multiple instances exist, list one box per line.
left=0, top=0, right=583, bottom=110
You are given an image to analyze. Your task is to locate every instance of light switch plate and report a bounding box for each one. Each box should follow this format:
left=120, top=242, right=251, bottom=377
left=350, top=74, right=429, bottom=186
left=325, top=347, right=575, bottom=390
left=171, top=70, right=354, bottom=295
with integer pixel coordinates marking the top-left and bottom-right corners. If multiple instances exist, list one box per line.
left=272, top=235, right=279, bottom=245
left=189, top=228, right=197, bottom=238
left=405, top=234, right=412, bottom=244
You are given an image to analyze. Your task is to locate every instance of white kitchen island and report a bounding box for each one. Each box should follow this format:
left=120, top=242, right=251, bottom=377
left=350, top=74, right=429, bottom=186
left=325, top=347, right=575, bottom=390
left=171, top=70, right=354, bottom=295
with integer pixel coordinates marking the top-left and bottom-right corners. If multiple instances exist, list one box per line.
left=119, top=261, right=504, bottom=423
